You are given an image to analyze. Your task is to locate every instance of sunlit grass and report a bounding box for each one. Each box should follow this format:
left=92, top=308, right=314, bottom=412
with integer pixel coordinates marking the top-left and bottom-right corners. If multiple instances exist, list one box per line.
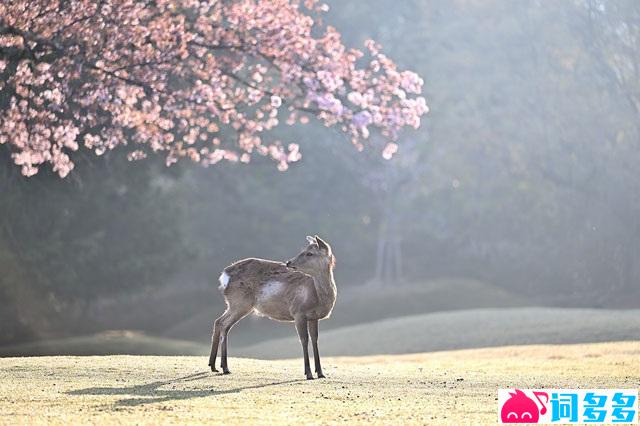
left=0, top=341, right=637, bottom=425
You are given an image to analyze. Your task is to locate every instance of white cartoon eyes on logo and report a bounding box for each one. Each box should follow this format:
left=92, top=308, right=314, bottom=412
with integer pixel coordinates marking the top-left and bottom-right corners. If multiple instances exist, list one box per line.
left=506, top=411, right=534, bottom=421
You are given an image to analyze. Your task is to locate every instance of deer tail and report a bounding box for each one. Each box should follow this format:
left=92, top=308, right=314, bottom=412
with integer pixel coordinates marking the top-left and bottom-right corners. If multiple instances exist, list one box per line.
left=218, top=271, right=230, bottom=291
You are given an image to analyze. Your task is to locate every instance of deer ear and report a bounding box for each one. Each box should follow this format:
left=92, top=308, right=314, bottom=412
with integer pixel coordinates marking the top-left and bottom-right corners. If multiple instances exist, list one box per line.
left=306, top=235, right=316, bottom=245
left=315, top=235, right=331, bottom=254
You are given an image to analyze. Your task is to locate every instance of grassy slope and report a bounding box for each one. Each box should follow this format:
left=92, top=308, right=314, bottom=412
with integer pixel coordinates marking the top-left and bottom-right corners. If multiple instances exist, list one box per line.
left=163, top=279, right=527, bottom=345
left=0, top=342, right=637, bottom=425
left=0, top=331, right=208, bottom=357
left=2, top=307, right=638, bottom=358
left=237, top=307, right=640, bottom=358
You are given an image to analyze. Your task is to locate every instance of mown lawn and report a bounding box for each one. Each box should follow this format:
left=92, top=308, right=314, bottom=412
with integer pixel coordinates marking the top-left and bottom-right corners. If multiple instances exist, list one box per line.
left=0, top=341, right=637, bottom=425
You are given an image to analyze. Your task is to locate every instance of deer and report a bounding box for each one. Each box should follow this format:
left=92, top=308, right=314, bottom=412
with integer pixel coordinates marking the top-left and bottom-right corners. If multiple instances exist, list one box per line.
left=208, top=235, right=337, bottom=380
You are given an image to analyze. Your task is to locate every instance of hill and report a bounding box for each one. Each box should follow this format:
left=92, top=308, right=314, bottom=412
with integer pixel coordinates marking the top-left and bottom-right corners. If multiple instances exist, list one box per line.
left=3, top=307, right=637, bottom=358
left=162, top=279, right=527, bottom=346
left=0, top=330, right=207, bottom=357
left=236, top=307, right=640, bottom=358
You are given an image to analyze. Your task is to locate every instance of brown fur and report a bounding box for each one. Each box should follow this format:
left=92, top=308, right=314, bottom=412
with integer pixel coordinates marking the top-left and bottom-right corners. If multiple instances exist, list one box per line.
left=208, top=235, right=337, bottom=379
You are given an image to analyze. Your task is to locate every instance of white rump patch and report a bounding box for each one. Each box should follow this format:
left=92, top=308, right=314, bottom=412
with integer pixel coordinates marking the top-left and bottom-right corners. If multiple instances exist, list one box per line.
left=218, top=271, right=230, bottom=290
left=258, top=280, right=284, bottom=302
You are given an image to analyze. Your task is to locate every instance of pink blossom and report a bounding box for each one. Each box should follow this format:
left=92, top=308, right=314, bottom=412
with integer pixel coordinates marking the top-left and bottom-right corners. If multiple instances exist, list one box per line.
left=127, top=150, right=147, bottom=161
left=382, top=142, right=399, bottom=160
left=352, top=111, right=373, bottom=128
left=0, top=0, right=427, bottom=177
left=270, top=95, right=282, bottom=108
left=347, top=91, right=364, bottom=106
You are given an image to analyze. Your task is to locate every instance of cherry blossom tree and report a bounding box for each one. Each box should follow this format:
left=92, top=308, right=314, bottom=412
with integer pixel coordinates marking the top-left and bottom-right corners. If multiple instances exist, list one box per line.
left=0, top=0, right=427, bottom=178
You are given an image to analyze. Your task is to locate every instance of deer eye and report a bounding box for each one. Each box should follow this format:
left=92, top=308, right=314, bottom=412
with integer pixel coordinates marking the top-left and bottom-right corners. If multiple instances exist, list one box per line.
left=305, top=252, right=313, bottom=256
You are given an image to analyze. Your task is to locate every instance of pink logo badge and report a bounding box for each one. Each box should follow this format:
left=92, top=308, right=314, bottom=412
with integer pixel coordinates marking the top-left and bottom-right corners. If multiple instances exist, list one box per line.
left=501, top=389, right=549, bottom=423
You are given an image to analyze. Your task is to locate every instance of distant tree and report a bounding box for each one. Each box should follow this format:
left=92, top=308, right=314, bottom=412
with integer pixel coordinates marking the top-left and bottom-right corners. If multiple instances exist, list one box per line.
left=0, top=149, right=188, bottom=341
left=565, top=0, right=640, bottom=296
left=327, top=0, right=640, bottom=297
left=580, top=0, right=640, bottom=125
left=0, top=0, right=427, bottom=177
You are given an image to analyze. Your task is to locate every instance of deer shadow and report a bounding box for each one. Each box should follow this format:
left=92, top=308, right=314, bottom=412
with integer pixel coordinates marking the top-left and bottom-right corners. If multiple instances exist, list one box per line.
left=67, top=371, right=304, bottom=407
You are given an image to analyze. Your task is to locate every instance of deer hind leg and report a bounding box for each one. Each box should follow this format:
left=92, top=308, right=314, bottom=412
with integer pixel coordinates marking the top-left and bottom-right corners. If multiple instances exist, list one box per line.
left=308, top=319, right=325, bottom=378
left=208, top=310, right=230, bottom=372
left=219, top=304, right=252, bottom=374
left=295, top=315, right=314, bottom=380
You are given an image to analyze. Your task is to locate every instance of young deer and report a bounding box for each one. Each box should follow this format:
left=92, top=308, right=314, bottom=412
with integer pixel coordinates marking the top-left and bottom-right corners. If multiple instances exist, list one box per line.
left=208, top=235, right=336, bottom=380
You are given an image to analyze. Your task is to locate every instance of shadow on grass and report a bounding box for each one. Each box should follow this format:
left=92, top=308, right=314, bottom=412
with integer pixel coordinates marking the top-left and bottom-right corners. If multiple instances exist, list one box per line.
left=67, top=371, right=304, bottom=407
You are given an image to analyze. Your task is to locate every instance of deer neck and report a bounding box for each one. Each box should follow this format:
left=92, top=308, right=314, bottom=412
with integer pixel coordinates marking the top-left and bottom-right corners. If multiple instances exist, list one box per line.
left=310, top=266, right=336, bottom=307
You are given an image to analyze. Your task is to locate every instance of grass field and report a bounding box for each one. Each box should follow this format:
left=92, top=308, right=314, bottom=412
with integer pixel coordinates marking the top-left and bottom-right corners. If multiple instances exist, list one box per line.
left=0, top=341, right=637, bottom=425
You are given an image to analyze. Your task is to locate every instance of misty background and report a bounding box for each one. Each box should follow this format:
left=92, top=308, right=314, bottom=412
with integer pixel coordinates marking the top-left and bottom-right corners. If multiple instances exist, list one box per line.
left=1, top=0, right=639, bottom=355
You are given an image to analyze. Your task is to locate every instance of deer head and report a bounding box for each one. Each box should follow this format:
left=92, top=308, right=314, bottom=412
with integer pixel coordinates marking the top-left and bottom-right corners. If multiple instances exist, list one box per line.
left=286, top=235, right=334, bottom=273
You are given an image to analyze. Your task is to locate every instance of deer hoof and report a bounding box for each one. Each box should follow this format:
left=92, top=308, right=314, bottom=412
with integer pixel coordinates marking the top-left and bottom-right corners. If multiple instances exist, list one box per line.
left=306, top=375, right=315, bottom=380
left=222, top=369, right=231, bottom=375
left=317, top=373, right=326, bottom=379
left=209, top=365, right=219, bottom=373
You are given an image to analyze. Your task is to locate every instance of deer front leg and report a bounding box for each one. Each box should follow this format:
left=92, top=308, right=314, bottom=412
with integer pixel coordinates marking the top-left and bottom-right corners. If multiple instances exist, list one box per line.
left=220, top=331, right=230, bottom=374
left=308, top=319, right=325, bottom=378
left=294, top=315, right=314, bottom=380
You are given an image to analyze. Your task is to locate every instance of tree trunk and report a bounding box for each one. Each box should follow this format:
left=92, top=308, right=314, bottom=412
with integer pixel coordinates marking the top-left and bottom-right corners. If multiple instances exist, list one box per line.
left=371, top=197, right=404, bottom=286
